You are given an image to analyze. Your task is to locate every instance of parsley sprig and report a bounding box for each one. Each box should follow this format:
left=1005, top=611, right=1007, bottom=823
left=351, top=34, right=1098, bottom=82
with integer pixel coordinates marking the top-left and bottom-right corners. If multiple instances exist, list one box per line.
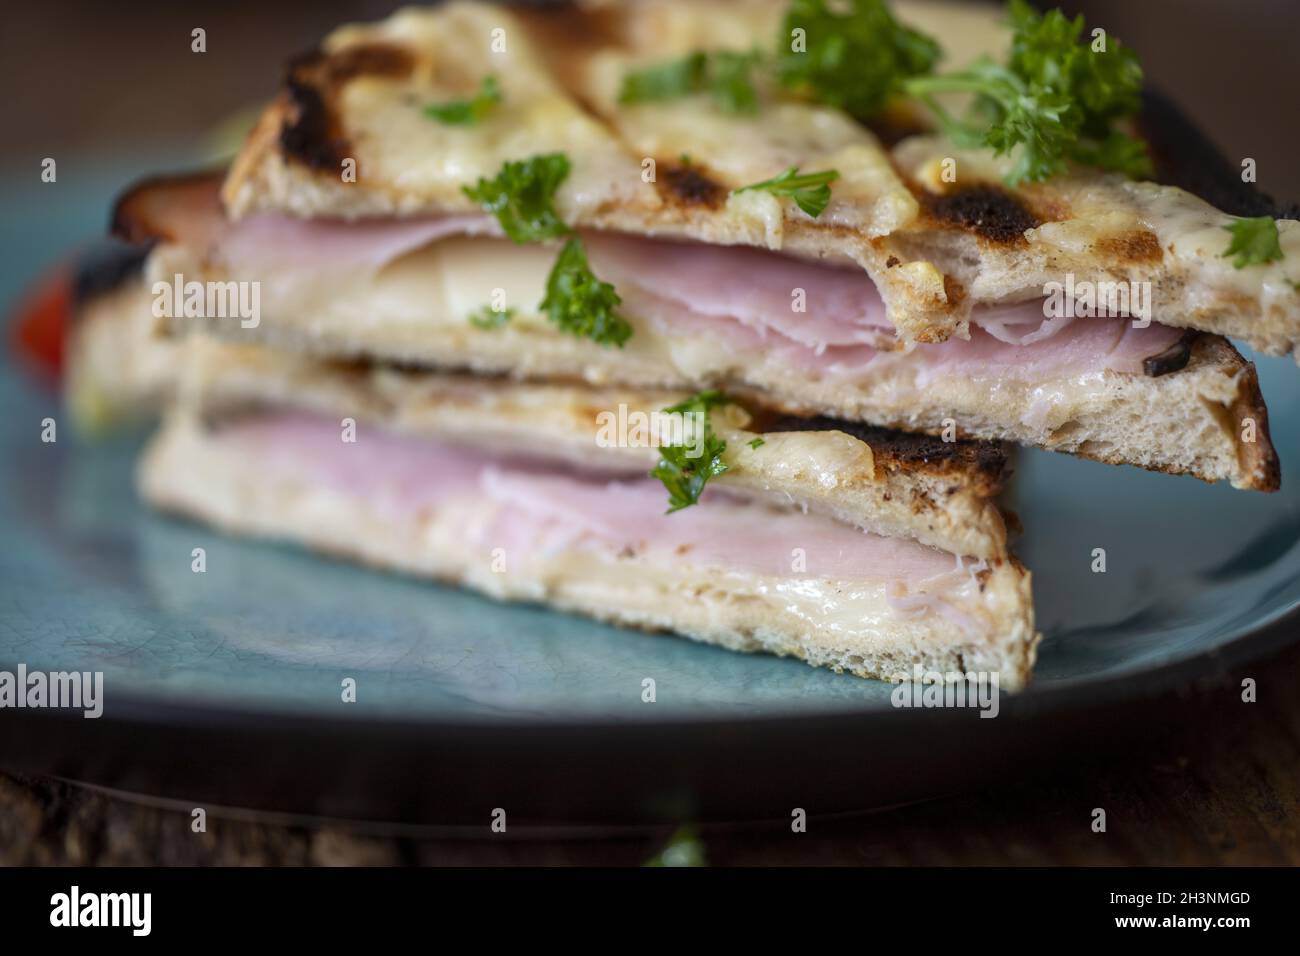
left=776, top=0, right=940, bottom=122
left=620, top=50, right=763, bottom=114
left=464, top=154, right=631, bottom=346
left=423, top=76, right=502, bottom=126
left=462, top=153, right=572, bottom=243
left=618, top=2, right=1154, bottom=188
left=650, top=391, right=732, bottom=513
left=540, top=240, right=632, bottom=347
left=1222, top=217, right=1284, bottom=269
left=903, top=0, right=1150, bottom=185
left=734, top=166, right=840, bottom=218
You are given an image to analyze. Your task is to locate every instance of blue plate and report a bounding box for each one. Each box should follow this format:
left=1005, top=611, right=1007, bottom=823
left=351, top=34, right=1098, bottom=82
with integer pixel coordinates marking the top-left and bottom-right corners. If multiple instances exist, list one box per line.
left=3, top=352, right=1298, bottom=719
left=1, top=154, right=1298, bottom=825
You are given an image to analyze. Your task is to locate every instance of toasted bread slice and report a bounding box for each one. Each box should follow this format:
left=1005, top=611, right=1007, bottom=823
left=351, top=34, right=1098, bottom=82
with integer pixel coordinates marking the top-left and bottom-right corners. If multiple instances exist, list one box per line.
left=65, top=245, right=177, bottom=431
left=141, top=412, right=1040, bottom=689
left=219, top=0, right=963, bottom=343
left=129, top=175, right=1277, bottom=490
left=219, top=0, right=1300, bottom=354
left=174, top=335, right=1015, bottom=560
left=887, top=136, right=1300, bottom=360
left=141, top=337, right=1039, bottom=689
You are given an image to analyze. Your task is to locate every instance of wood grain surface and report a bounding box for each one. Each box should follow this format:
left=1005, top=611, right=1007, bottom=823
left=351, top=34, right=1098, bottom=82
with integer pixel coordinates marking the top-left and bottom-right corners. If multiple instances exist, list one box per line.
left=3, top=638, right=1296, bottom=866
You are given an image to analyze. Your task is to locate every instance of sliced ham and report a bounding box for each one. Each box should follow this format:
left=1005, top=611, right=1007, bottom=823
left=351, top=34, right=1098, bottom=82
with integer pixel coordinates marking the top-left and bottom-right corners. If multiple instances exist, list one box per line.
left=116, top=174, right=1185, bottom=376
left=585, top=233, right=897, bottom=350
left=215, top=411, right=967, bottom=587
left=635, top=285, right=1183, bottom=379
left=218, top=213, right=499, bottom=273
left=974, top=308, right=1077, bottom=346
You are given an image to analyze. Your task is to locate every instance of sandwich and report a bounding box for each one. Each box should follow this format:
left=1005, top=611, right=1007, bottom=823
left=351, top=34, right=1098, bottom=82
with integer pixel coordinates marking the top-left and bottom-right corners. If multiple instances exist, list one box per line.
left=65, top=243, right=178, bottom=430
left=113, top=0, right=1289, bottom=491
left=71, top=0, right=1300, bottom=690
left=68, top=233, right=1041, bottom=687
left=139, top=335, right=1040, bottom=688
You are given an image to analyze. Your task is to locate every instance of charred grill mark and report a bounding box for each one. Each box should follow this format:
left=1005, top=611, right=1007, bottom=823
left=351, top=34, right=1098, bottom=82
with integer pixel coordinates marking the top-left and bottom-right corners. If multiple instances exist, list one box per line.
left=321, top=43, right=416, bottom=83
left=279, top=44, right=415, bottom=171
left=754, top=412, right=1009, bottom=488
left=926, top=185, right=1041, bottom=244
left=282, top=74, right=343, bottom=170
left=658, top=164, right=726, bottom=210
left=1095, top=228, right=1163, bottom=264
left=1143, top=329, right=1199, bottom=377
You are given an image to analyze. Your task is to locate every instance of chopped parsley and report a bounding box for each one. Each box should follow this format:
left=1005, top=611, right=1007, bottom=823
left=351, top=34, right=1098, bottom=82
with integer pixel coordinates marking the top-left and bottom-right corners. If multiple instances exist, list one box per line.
left=464, top=155, right=632, bottom=347
left=620, top=51, right=707, bottom=103
left=468, top=305, right=515, bottom=330
left=1222, top=216, right=1284, bottom=269
left=734, top=166, right=839, bottom=218
left=423, top=75, right=502, bottom=126
left=539, top=239, right=632, bottom=347
left=709, top=50, right=764, bottom=114
left=650, top=390, right=732, bottom=513
left=619, top=50, right=762, bottom=114
left=776, top=0, right=941, bottom=122
left=903, top=0, right=1150, bottom=185
left=462, top=153, right=573, bottom=243
left=748, top=437, right=766, bottom=450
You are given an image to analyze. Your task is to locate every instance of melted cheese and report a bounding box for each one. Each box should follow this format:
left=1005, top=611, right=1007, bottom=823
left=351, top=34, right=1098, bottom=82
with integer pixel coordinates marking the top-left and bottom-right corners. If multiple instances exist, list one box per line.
left=272, top=1, right=921, bottom=242
left=581, top=23, right=918, bottom=239
left=893, top=135, right=1300, bottom=355
left=414, top=237, right=554, bottom=330
left=326, top=3, right=652, bottom=221
left=1121, top=182, right=1300, bottom=304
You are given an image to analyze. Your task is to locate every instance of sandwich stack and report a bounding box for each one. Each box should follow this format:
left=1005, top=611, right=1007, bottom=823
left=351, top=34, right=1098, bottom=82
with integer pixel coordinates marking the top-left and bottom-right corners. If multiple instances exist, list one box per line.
left=70, top=0, right=1299, bottom=691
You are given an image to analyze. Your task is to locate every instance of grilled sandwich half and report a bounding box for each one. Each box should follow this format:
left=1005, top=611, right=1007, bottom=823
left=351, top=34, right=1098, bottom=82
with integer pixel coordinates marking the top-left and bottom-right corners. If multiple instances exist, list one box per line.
left=114, top=0, right=1286, bottom=490
left=138, top=335, right=1040, bottom=688
left=120, top=168, right=1279, bottom=490
left=220, top=0, right=1300, bottom=355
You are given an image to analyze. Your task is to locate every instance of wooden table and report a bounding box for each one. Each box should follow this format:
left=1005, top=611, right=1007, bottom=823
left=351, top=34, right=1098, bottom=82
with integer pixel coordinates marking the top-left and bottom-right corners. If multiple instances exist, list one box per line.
left=4, top=637, right=1296, bottom=866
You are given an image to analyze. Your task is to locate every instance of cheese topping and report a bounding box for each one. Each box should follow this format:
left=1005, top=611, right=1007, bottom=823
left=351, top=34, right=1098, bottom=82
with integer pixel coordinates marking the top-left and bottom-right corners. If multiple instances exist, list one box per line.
left=326, top=4, right=653, bottom=222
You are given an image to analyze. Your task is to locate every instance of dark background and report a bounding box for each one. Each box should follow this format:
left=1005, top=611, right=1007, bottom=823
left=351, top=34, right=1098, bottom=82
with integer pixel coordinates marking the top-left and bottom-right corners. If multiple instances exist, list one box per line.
left=3, top=0, right=1298, bottom=202
left=1, top=1, right=1297, bottom=865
